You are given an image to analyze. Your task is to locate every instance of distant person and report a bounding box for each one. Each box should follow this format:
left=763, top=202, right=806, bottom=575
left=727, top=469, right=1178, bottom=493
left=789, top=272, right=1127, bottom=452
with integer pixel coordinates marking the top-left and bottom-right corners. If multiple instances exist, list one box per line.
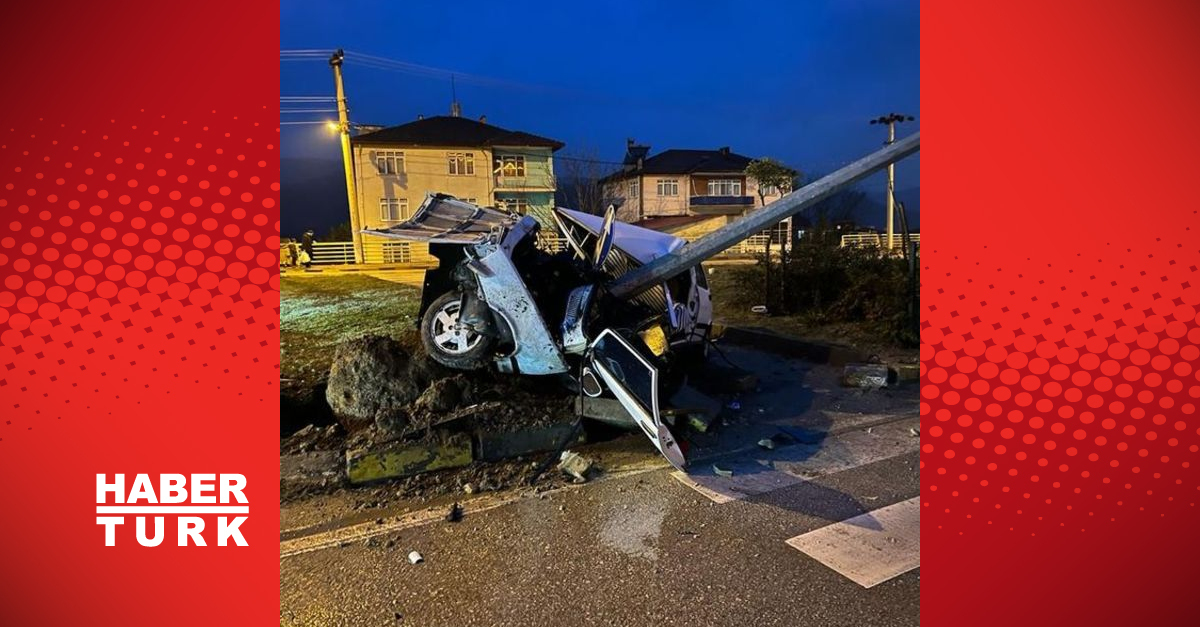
left=301, top=229, right=315, bottom=268
left=285, top=239, right=300, bottom=267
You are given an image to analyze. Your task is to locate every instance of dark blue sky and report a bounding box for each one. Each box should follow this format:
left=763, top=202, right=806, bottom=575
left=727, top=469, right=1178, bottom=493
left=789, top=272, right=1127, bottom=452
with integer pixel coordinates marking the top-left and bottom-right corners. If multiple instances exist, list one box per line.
left=281, top=0, right=919, bottom=193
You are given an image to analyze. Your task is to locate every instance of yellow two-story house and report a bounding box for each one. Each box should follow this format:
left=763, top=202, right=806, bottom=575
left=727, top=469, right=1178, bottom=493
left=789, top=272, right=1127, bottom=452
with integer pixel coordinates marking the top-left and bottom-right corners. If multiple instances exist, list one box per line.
left=350, top=113, right=564, bottom=263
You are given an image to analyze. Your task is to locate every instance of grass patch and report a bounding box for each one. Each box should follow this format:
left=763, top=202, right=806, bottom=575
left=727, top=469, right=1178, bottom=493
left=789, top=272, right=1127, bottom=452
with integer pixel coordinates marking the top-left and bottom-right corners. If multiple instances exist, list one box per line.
left=281, top=275, right=423, bottom=396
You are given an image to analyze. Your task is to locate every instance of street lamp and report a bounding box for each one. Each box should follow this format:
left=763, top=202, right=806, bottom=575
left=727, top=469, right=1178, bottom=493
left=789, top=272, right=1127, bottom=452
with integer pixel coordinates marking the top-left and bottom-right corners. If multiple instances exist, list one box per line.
left=869, top=113, right=915, bottom=250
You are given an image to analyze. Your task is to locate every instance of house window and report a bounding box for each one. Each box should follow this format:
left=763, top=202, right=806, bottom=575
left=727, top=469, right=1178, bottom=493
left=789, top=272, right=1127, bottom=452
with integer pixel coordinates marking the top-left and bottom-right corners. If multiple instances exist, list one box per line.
left=629, top=179, right=639, bottom=198
left=499, top=197, right=529, bottom=214
left=656, top=179, right=678, bottom=196
left=707, top=179, right=743, bottom=196
left=375, top=150, right=404, bottom=175
left=760, top=183, right=780, bottom=196
left=494, top=155, right=526, bottom=177
left=379, top=198, right=408, bottom=222
left=448, top=152, right=475, bottom=176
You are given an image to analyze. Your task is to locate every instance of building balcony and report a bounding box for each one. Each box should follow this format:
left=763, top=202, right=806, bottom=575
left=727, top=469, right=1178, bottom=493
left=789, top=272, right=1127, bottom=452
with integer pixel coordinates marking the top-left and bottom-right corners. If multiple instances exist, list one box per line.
left=494, top=174, right=555, bottom=191
left=688, top=195, right=755, bottom=214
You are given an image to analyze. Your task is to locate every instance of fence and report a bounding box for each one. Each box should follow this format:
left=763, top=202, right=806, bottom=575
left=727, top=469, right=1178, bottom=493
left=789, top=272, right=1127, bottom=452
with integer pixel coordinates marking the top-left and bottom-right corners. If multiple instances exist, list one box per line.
left=280, top=240, right=437, bottom=267
left=840, top=232, right=921, bottom=249
left=284, top=230, right=787, bottom=268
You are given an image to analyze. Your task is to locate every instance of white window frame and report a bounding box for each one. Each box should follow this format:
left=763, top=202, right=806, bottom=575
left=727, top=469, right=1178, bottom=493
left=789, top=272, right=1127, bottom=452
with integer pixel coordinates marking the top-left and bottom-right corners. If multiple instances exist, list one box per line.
left=495, top=155, right=526, bottom=177
left=379, top=197, right=408, bottom=222
left=629, top=179, right=639, bottom=198
left=448, top=152, right=475, bottom=176
left=656, top=179, right=678, bottom=196
left=707, top=179, right=742, bottom=196
left=499, top=197, right=530, bottom=214
left=375, top=150, right=404, bottom=175
left=759, top=183, right=779, bottom=196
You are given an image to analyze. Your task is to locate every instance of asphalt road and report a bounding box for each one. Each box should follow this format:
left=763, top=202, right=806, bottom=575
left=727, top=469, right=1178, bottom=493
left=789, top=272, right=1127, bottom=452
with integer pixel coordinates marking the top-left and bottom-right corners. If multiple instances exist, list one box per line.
left=280, top=347, right=920, bottom=627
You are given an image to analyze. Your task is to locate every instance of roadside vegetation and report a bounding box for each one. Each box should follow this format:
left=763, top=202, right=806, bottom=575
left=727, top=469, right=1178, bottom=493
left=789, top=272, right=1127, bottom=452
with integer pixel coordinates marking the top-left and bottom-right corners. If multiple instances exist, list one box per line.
left=707, top=224, right=919, bottom=359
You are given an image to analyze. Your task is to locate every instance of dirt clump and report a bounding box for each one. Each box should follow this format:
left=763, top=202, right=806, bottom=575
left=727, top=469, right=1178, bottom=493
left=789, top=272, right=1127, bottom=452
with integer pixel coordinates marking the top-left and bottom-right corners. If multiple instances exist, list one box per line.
left=324, top=335, right=450, bottom=433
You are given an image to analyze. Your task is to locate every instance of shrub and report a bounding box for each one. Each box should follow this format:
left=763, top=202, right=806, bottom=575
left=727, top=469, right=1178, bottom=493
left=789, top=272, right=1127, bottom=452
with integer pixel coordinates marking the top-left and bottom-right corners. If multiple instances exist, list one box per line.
left=723, top=228, right=918, bottom=346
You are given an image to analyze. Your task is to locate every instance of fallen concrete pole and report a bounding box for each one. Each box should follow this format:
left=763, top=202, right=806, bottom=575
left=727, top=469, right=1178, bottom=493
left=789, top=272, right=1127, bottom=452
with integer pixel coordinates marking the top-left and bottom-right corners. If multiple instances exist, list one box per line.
left=609, top=132, right=920, bottom=299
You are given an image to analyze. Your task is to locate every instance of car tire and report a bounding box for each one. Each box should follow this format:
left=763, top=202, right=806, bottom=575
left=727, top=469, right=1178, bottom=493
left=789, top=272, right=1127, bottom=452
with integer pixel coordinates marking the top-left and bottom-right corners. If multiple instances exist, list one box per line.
left=420, top=291, right=495, bottom=371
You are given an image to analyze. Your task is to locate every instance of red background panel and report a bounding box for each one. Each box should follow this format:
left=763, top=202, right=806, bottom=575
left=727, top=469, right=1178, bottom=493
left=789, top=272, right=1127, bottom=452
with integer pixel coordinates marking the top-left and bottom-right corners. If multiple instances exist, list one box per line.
left=924, top=0, right=1200, bottom=624
left=0, top=1, right=279, bottom=625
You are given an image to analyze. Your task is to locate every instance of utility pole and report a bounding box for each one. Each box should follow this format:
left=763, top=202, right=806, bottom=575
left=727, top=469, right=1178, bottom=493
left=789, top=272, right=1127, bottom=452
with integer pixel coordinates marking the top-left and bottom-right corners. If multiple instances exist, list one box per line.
left=869, top=113, right=915, bottom=251
left=330, top=49, right=364, bottom=264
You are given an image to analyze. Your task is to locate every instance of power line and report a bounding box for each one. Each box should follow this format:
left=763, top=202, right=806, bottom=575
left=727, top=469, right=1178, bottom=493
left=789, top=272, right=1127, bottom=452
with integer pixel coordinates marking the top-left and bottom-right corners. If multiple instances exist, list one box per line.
left=342, top=50, right=574, bottom=95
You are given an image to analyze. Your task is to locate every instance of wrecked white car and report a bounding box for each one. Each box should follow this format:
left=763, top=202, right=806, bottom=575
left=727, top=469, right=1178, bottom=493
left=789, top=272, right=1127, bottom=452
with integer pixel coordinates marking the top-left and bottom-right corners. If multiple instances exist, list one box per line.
left=363, top=193, right=713, bottom=469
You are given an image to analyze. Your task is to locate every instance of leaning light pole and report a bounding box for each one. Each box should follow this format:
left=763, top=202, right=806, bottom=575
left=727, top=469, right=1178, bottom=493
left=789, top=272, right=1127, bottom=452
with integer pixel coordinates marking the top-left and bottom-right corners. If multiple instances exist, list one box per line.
left=609, top=132, right=920, bottom=300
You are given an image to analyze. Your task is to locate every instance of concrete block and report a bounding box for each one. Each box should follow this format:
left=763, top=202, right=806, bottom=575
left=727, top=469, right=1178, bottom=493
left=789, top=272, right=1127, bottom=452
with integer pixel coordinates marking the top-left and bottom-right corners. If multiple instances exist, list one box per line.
left=842, top=363, right=889, bottom=389
left=476, top=422, right=584, bottom=462
left=346, top=435, right=473, bottom=484
left=576, top=396, right=637, bottom=428
left=281, top=450, right=342, bottom=485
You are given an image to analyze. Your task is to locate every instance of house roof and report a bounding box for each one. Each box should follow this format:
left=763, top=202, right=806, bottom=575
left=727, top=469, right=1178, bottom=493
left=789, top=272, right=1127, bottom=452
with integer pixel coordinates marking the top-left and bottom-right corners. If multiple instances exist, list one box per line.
left=634, top=215, right=717, bottom=232
left=352, top=115, right=564, bottom=151
left=601, top=147, right=755, bottom=183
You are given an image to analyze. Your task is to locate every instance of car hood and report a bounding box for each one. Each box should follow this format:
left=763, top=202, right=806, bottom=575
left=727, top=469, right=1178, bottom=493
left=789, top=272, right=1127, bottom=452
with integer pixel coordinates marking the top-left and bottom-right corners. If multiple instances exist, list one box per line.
left=361, top=193, right=519, bottom=244
left=554, top=208, right=685, bottom=264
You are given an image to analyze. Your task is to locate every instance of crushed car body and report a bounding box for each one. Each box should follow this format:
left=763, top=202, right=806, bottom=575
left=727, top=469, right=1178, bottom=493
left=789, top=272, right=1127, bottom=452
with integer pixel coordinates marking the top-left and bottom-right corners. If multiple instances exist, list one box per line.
left=362, top=193, right=710, bottom=469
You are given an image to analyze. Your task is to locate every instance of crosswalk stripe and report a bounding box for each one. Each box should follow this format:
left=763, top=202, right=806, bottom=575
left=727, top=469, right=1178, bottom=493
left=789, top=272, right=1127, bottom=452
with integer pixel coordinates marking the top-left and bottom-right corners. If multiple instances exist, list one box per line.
left=671, top=417, right=918, bottom=504
left=785, top=496, right=920, bottom=588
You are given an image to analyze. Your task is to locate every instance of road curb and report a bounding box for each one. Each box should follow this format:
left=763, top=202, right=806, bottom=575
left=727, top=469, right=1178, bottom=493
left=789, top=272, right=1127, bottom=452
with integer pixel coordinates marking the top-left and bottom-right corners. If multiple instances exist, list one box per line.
left=719, top=326, right=868, bottom=366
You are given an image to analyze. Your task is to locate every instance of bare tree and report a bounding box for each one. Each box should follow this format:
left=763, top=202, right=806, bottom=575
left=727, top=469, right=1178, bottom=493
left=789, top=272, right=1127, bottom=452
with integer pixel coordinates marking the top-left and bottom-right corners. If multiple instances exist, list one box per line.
left=555, top=147, right=609, bottom=216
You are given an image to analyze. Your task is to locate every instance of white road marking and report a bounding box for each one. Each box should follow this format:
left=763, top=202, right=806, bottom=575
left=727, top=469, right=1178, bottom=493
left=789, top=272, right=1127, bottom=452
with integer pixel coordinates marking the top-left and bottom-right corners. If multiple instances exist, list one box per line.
left=672, top=417, right=918, bottom=504
left=785, top=496, right=920, bottom=588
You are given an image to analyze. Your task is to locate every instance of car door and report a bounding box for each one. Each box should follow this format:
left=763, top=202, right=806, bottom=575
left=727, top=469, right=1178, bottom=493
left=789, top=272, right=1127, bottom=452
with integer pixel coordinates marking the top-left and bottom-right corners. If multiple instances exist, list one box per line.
left=586, top=329, right=687, bottom=470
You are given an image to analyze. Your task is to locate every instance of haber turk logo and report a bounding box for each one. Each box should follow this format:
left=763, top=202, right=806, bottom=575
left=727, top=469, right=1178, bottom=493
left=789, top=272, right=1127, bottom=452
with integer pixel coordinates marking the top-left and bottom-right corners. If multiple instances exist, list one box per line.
left=95, top=474, right=250, bottom=547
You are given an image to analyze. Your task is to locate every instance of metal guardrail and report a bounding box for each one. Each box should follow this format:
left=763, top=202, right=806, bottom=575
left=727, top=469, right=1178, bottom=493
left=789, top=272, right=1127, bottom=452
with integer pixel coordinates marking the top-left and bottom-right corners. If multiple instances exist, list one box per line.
left=839, top=233, right=921, bottom=249
left=286, top=229, right=785, bottom=268
left=280, top=241, right=437, bottom=266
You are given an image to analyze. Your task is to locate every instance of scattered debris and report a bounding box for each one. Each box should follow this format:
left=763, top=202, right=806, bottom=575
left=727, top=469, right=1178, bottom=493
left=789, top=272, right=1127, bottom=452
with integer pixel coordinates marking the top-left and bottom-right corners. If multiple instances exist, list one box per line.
left=558, top=450, right=596, bottom=483
left=909, top=427, right=920, bottom=437
left=728, top=401, right=742, bottom=411
left=445, top=502, right=463, bottom=523
left=407, top=551, right=424, bottom=565
left=757, top=438, right=776, bottom=450
left=462, top=483, right=475, bottom=495
left=841, top=363, right=889, bottom=389
left=713, top=464, right=733, bottom=478
left=750, top=305, right=769, bottom=315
